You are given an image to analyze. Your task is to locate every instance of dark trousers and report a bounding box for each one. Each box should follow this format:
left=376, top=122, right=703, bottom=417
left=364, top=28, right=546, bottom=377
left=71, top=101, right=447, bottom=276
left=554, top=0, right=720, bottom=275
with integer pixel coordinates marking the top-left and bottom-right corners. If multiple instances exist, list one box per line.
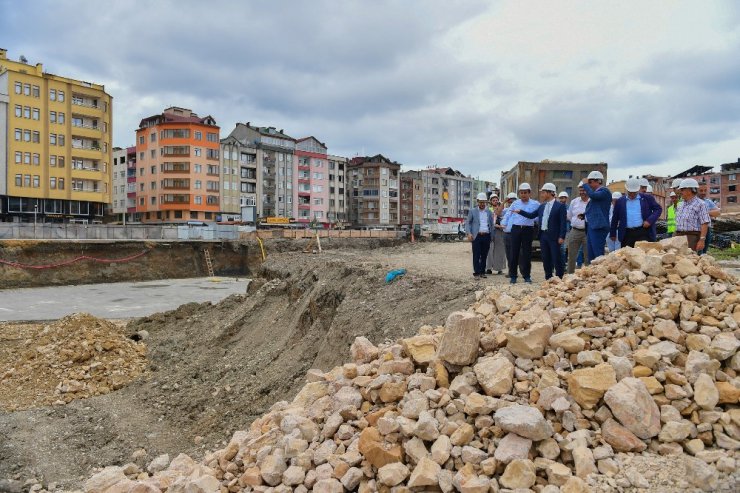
left=587, top=226, right=609, bottom=262
left=541, top=234, right=564, bottom=279
left=701, top=229, right=712, bottom=255
left=509, top=225, right=534, bottom=280
left=623, top=227, right=650, bottom=248
left=471, top=233, right=491, bottom=275
left=504, top=232, right=512, bottom=266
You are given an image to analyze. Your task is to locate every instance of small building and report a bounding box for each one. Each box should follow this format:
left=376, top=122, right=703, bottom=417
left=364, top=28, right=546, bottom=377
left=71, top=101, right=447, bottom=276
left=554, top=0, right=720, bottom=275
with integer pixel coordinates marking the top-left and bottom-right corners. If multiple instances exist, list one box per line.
left=347, top=154, right=400, bottom=228
left=671, top=165, right=721, bottom=206
left=720, top=158, right=740, bottom=212
left=500, top=160, right=608, bottom=198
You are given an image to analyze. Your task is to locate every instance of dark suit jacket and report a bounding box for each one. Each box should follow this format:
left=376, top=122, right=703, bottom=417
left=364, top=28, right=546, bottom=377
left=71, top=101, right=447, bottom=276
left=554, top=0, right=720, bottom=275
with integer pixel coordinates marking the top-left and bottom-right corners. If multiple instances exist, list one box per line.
left=609, top=193, right=663, bottom=242
left=519, top=200, right=567, bottom=241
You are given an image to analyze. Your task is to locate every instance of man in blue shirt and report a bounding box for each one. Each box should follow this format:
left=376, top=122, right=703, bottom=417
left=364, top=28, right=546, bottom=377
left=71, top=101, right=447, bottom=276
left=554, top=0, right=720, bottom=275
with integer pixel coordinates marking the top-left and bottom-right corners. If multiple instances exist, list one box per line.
left=507, top=183, right=540, bottom=284
left=500, top=192, right=517, bottom=270
left=513, top=183, right=567, bottom=279
left=610, top=178, right=662, bottom=248
left=465, top=192, right=495, bottom=278
left=698, top=184, right=721, bottom=254
left=581, top=171, right=612, bottom=261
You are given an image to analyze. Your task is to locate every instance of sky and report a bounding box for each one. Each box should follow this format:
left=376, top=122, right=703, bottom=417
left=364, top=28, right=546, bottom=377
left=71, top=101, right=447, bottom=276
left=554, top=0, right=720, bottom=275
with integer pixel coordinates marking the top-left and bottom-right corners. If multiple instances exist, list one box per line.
left=2, top=0, right=739, bottom=184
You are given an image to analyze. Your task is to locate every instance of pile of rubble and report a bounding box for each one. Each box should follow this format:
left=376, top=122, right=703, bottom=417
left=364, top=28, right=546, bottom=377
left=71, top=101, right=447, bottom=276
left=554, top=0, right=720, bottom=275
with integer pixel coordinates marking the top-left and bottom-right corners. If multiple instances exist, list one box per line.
left=82, top=237, right=738, bottom=492
left=0, top=313, right=147, bottom=411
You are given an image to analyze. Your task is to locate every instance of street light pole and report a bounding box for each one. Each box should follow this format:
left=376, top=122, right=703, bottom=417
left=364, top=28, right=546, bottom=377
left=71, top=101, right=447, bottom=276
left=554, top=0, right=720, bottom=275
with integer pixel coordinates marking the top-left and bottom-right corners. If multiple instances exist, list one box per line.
left=34, top=204, right=38, bottom=239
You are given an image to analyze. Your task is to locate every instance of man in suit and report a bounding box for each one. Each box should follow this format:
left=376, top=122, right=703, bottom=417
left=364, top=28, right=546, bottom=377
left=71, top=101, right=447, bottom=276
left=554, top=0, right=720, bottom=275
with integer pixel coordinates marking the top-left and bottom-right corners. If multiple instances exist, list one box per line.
left=513, top=183, right=567, bottom=279
left=466, top=192, right=495, bottom=278
left=581, top=171, right=612, bottom=261
left=610, top=178, right=663, bottom=248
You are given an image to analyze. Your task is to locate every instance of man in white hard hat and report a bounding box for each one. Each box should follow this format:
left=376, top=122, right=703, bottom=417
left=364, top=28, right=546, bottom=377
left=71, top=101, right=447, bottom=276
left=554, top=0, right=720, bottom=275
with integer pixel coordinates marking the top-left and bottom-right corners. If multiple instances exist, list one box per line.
left=610, top=178, right=662, bottom=248
left=581, top=171, right=612, bottom=261
left=676, top=178, right=710, bottom=252
left=465, top=192, right=495, bottom=278
left=671, top=178, right=683, bottom=195
left=638, top=177, right=649, bottom=193
left=566, top=182, right=589, bottom=274
left=607, top=192, right=623, bottom=252
left=513, top=183, right=567, bottom=279
left=558, top=191, right=569, bottom=206
left=506, top=183, right=540, bottom=283
left=500, top=192, right=518, bottom=268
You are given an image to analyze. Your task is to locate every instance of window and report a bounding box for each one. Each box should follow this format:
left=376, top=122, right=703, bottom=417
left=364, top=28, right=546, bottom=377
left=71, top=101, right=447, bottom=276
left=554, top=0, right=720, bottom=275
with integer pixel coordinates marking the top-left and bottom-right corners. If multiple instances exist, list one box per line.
left=139, top=167, right=144, bottom=176
left=139, top=136, right=145, bottom=145
left=24, top=175, right=31, bottom=187
left=58, top=178, right=64, bottom=190
left=206, top=149, right=219, bottom=160
left=32, top=153, right=39, bottom=165
left=24, top=129, right=31, bottom=142
left=729, top=174, right=737, bottom=181
left=24, top=152, right=31, bottom=164
left=160, top=129, right=190, bottom=139
left=194, top=164, right=202, bottom=173
left=730, top=185, right=737, bottom=192
left=728, top=196, right=737, bottom=203
left=15, top=174, right=22, bottom=186
left=58, top=135, right=65, bottom=146
left=50, top=89, right=56, bottom=101
left=139, top=197, right=144, bottom=205
left=14, top=82, right=22, bottom=94
left=24, top=84, right=30, bottom=96
left=58, top=157, right=65, bottom=168
left=32, top=108, right=39, bottom=120
left=140, top=183, right=144, bottom=191
left=15, top=152, right=21, bottom=164
left=50, top=177, right=56, bottom=189
left=194, top=131, right=202, bottom=140
left=23, top=106, right=30, bottom=118
left=150, top=132, right=156, bottom=142
left=33, top=175, right=39, bottom=188
left=32, top=85, right=40, bottom=98
left=195, top=195, right=202, bottom=205
left=50, top=134, right=57, bottom=145
left=50, top=111, right=57, bottom=123
left=140, top=152, right=145, bottom=161
left=14, top=105, right=21, bottom=117
left=151, top=182, right=156, bottom=190
left=14, top=128, right=21, bottom=141
left=58, top=112, right=64, bottom=124
left=58, top=91, right=64, bottom=102
left=150, top=150, right=155, bottom=159
left=194, top=180, right=202, bottom=189
left=207, top=133, right=218, bottom=142
left=151, top=197, right=156, bottom=205
left=50, top=156, right=57, bottom=167
left=194, top=148, right=202, bottom=157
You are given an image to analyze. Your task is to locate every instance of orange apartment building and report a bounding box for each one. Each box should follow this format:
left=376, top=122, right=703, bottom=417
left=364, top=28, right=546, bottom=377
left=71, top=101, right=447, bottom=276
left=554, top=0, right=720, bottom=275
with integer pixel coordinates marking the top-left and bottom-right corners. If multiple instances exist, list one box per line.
left=135, top=107, right=220, bottom=222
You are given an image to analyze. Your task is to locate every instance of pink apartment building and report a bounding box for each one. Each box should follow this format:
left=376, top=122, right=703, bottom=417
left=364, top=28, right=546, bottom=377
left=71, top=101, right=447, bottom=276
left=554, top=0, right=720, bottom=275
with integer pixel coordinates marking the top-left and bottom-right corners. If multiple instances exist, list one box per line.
left=294, top=137, right=330, bottom=225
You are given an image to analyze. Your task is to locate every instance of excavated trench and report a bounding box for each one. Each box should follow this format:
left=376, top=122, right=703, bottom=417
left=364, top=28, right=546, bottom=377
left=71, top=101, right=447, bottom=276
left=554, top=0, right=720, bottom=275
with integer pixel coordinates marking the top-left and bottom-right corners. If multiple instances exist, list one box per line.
left=0, top=251, right=475, bottom=488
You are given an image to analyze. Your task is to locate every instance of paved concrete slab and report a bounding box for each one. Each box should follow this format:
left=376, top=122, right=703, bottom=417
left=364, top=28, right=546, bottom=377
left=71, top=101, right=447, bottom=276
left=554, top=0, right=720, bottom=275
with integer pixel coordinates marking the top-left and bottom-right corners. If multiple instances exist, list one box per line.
left=0, top=277, right=249, bottom=321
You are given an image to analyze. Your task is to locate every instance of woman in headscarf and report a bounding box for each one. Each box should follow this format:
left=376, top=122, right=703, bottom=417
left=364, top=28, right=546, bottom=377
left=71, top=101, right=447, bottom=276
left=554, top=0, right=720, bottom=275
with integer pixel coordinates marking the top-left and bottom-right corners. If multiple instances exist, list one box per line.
left=486, top=194, right=507, bottom=275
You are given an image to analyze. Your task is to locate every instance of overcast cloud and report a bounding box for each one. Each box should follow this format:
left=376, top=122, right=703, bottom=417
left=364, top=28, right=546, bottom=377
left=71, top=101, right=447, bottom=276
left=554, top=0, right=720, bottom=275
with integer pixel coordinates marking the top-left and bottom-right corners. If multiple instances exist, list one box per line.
left=2, top=0, right=739, bottom=183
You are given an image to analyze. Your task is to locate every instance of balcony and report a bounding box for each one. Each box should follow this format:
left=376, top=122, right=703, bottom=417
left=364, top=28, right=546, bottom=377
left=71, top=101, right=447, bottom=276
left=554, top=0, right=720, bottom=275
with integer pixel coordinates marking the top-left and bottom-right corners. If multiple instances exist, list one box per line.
left=298, top=204, right=311, bottom=209
left=298, top=191, right=311, bottom=197
left=161, top=194, right=190, bottom=204
left=161, top=162, right=190, bottom=174
left=162, top=179, right=190, bottom=190
left=71, top=141, right=101, bottom=151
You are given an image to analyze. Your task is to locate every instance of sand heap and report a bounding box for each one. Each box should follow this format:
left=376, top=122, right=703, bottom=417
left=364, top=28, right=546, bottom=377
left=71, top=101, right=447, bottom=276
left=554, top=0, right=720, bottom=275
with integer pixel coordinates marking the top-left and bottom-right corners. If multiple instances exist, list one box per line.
left=80, top=236, right=738, bottom=492
left=0, top=313, right=147, bottom=411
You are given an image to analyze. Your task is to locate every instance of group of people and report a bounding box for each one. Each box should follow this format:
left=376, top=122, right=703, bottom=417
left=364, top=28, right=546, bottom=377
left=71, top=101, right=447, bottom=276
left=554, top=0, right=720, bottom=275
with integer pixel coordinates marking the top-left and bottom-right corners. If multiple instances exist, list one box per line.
left=465, top=170, right=718, bottom=281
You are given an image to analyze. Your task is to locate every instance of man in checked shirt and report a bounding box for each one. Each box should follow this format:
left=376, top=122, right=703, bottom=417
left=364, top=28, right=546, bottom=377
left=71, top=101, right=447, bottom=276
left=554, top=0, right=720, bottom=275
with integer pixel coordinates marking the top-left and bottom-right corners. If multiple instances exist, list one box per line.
left=675, top=178, right=710, bottom=252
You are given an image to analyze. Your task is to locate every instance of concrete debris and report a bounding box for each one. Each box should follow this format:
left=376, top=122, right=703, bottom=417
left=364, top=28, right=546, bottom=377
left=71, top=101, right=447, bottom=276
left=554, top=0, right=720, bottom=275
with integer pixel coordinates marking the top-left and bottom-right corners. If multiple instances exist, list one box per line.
left=72, top=238, right=740, bottom=492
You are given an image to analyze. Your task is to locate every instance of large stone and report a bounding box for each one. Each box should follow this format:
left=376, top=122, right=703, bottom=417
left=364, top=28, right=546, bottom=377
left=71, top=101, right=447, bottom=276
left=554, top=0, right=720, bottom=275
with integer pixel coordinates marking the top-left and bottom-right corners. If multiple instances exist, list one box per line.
left=604, top=377, right=661, bottom=439
left=437, top=312, right=480, bottom=366
left=506, top=322, right=553, bottom=359
left=350, top=337, right=379, bottom=364
left=549, top=329, right=586, bottom=353
left=358, top=427, right=402, bottom=469
left=601, top=418, right=647, bottom=452
left=572, top=446, right=597, bottom=479
left=685, top=350, right=721, bottom=384
left=402, top=335, right=437, bottom=364
left=685, top=456, right=719, bottom=492
left=377, top=463, right=409, bottom=487
left=408, top=457, right=441, bottom=488
left=658, top=420, right=693, bottom=442
left=500, top=459, right=536, bottom=489
left=652, top=319, right=681, bottom=343
left=716, top=381, right=740, bottom=404
left=147, top=454, right=170, bottom=474
left=641, top=255, right=665, bottom=277
left=84, top=467, right=127, bottom=493
left=313, top=478, right=344, bottom=493
left=473, top=356, right=513, bottom=397
left=675, top=258, right=701, bottom=278
left=567, top=363, right=617, bottom=410
left=495, top=293, right=516, bottom=313
left=282, top=466, right=306, bottom=486
left=707, top=333, right=740, bottom=361
left=431, top=435, right=452, bottom=465
left=494, top=404, right=553, bottom=441
left=260, top=454, right=287, bottom=486
left=493, top=433, right=532, bottom=463
left=546, top=462, right=573, bottom=487
left=693, top=373, right=719, bottom=410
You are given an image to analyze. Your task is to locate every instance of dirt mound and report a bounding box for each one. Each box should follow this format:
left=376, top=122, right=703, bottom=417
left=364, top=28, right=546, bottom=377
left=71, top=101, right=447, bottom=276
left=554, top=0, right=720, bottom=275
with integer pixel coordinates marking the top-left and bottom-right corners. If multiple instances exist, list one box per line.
left=0, top=313, right=147, bottom=411
left=77, top=237, right=740, bottom=493
left=0, top=252, right=477, bottom=488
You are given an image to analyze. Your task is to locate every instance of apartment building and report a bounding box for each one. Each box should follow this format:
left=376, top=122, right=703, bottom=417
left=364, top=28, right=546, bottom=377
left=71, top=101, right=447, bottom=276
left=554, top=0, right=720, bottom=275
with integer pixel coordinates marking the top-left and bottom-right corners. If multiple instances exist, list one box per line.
left=135, top=107, right=220, bottom=223
left=219, top=139, right=245, bottom=221
left=0, top=48, right=112, bottom=222
left=417, top=167, right=473, bottom=223
left=347, top=154, right=400, bottom=228
left=294, top=137, right=329, bottom=224
left=399, top=171, right=423, bottom=226
left=111, top=146, right=136, bottom=222
left=720, top=158, right=740, bottom=212
left=500, top=160, right=608, bottom=198
left=472, top=178, right=498, bottom=201
left=220, top=132, right=259, bottom=222
left=327, top=154, right=348, bottom=225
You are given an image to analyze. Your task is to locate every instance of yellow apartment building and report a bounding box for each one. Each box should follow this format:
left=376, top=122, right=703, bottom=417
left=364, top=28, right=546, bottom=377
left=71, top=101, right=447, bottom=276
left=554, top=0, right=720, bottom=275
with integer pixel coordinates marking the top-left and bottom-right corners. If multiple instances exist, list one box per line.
left=0, top=48, right=112, bottom=222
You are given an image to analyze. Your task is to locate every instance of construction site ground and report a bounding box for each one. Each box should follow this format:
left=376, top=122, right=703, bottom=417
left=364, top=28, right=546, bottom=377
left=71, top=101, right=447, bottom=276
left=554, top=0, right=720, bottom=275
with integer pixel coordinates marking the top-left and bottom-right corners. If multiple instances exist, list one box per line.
left=0, top=241, right=530, bottom=488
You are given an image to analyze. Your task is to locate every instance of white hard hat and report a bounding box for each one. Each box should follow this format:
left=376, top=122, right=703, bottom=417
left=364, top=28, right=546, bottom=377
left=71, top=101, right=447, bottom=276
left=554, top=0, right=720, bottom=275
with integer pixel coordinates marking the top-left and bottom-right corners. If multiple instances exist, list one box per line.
left=669, top=191, right=676, bottom=197
left=612, top=192, right=622, bottom=200
left=671, top=178, right=683, bottom=188
left=680, top=178, right=699, bottom=189
left=540, top=182, right=557, bottom=192
left=578, top=180, right=585, bottom=188
left=625, top=178, right=641, bottom=193
left=518, top=182, right=531, bottom=191
left=558, top=191, right=569, bottom=198
left=476, top=192, right=487, bottom=201
left=638, top=178, right=649, bottom=187
left=646, top=184, right=653, bottom=193
left=506, top=192, right=517, bottom=199
left=587, top=171, right=604, bottom=181
left=489, top=193, right=499, bottom=198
